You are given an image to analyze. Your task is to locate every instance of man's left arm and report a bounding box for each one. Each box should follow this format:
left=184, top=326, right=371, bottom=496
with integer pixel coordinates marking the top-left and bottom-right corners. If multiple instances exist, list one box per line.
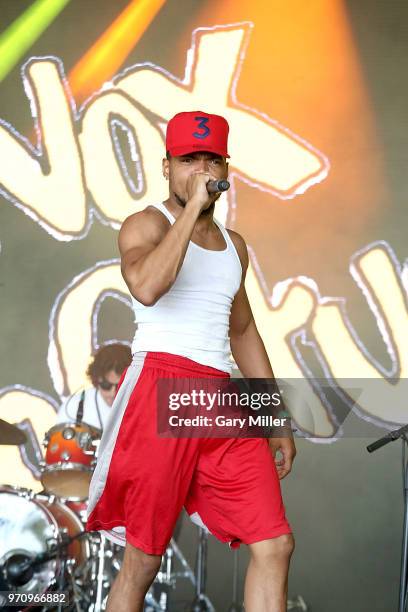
left=228, top=230, right=296, bottom=479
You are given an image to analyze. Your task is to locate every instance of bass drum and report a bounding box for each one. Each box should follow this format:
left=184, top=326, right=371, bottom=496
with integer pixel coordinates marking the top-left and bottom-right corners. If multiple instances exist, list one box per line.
left=0, top=486, right=89, bottom=608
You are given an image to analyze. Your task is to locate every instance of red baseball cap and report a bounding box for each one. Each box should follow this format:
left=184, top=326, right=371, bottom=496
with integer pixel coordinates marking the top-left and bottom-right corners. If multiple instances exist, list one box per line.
left=166, top=111, right=230, bottom=158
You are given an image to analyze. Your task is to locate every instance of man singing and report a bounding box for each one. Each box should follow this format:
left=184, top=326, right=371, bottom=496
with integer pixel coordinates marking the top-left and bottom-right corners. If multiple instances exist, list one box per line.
left=86, top=111, right=296, bottom=612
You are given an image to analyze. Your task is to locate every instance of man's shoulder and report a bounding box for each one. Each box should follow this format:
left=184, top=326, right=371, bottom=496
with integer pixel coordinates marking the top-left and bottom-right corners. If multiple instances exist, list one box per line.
left=225, top=228, right=248, bottom=267
left=119, top=205, right=169, bottom=247
left=225, top=227, right=246, bottom=246
left=121, top=205, right=169, bottom=230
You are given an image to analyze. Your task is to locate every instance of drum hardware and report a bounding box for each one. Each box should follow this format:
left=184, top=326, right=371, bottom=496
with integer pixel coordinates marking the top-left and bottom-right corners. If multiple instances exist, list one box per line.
left=1, top=530, right=89, bottom=583
left=0, top=484, right=231, bottom=612
left=0, top=486, right=307, bottom=612
left=78, top=432, right=94, bottom=450
left=63, top=427, right=75, bottom=441
left=65, top=562, right=83, bottom=612
left=0, top=485, right=89, bottom=604
left=83, top=530, right=203, bottom=612
left=143, top=537, right=199, bottom=612
left=190, top=528, right=215, bottom=612
left=12, top=486, right=38, bottom=501
left=287, top=595, right=308, bottom=610
left=92, top=533, right=107, bottom=612
left=4, top=417, right=234, bottom=610
left=4, top=546, right=61, bottom=585
left=85, top=533, right=126, bottom=611
left=150, top=545, right=175, bottom=611
left=3, top=553, right=38, bottom=587
left=227, top=549, right=243, bottom=611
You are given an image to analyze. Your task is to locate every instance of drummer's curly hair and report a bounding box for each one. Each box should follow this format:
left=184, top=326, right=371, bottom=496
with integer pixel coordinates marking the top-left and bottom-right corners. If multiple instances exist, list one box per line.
left=86, top=343, right=132, bottom=387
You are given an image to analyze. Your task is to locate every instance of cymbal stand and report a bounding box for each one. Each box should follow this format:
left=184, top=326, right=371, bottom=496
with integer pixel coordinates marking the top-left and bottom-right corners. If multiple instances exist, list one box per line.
left=227, top=549, right=243, bottom=611
left=190, top=528, right=214, bottom=612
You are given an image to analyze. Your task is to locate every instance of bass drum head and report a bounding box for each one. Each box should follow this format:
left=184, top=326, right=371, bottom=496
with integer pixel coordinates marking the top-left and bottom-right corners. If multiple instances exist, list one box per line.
left=0, top=486, right=58, bottom=595
left=0, top=486, right=89, bottom=600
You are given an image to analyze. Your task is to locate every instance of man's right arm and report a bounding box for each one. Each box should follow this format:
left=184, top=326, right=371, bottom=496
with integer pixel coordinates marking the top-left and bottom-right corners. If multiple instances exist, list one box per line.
left=118, top=173, right=213, bottom=306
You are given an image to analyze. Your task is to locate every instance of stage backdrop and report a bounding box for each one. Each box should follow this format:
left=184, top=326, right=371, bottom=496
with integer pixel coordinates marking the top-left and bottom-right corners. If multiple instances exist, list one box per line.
left=1, top=1, right=407, bottom=610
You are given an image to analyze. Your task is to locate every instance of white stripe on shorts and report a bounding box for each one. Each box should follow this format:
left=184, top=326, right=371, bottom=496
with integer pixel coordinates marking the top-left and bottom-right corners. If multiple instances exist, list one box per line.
left=86, top=351, right=147, bottom=519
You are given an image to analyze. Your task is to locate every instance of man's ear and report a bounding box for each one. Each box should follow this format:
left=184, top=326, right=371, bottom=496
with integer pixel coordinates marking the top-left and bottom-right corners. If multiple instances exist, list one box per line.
left=162, top=157, right=169, bottom=180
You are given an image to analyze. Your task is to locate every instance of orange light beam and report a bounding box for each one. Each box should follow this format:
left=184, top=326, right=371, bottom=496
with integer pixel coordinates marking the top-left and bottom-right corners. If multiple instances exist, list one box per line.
left=69, top=0, right=167, bottom=103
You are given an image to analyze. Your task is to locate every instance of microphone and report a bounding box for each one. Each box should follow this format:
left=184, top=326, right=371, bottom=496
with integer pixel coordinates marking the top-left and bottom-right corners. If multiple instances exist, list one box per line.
left=4, top=554, right=35, bottom=586
left=206, top=179, right=230, bottom=194
left=2, top=534, right=81, bottom=587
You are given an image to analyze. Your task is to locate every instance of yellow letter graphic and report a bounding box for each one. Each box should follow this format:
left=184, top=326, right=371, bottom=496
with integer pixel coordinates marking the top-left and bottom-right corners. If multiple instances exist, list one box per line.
left=115, top=24, right=328, bottom=198
left=48, top=261, right=130, bottom=397
left=0, top=59, right=86, bottom=238
left=311, top=244, right=408, bottom=424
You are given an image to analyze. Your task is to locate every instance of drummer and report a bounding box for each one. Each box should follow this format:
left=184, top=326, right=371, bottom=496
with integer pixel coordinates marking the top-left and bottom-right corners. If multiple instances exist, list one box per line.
left=56, top=344, right=132, bottom=431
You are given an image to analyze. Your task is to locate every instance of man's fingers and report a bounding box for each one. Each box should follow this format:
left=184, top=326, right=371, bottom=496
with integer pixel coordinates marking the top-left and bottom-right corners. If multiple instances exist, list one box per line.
left=269, top=438, right=296, bottom=480
left=275, top=452, right=294, bottom=479
left=276, top=462, right=292, bottom=479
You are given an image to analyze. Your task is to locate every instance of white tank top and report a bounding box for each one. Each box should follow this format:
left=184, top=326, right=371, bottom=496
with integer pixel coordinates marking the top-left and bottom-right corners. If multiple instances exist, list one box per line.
left=131, top=202, right=242, bottom=373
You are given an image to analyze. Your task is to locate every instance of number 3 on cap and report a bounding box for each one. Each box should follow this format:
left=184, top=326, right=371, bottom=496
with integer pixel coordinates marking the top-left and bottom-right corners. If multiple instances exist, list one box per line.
left=193, top=116, right=210, bottom=139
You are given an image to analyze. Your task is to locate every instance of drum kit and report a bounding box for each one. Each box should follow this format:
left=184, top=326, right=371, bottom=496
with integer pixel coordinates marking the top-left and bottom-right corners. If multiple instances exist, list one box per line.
left=0, top=417, right=308, bottom=612
left=0, top=418, right=209, bottom=611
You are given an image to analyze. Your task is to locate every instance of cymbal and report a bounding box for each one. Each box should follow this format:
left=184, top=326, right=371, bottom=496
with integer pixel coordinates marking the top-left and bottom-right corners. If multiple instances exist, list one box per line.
left=0, top=419, right=27, bottom=445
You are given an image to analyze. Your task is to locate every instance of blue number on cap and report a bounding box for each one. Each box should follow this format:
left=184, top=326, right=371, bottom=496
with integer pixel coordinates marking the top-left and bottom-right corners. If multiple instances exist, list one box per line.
left=193, top=116, right=210, bottom=139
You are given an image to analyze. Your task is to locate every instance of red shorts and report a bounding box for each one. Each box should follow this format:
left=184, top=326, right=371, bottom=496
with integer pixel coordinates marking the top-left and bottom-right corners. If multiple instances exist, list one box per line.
left=86, top=351, right=292, bottom=555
